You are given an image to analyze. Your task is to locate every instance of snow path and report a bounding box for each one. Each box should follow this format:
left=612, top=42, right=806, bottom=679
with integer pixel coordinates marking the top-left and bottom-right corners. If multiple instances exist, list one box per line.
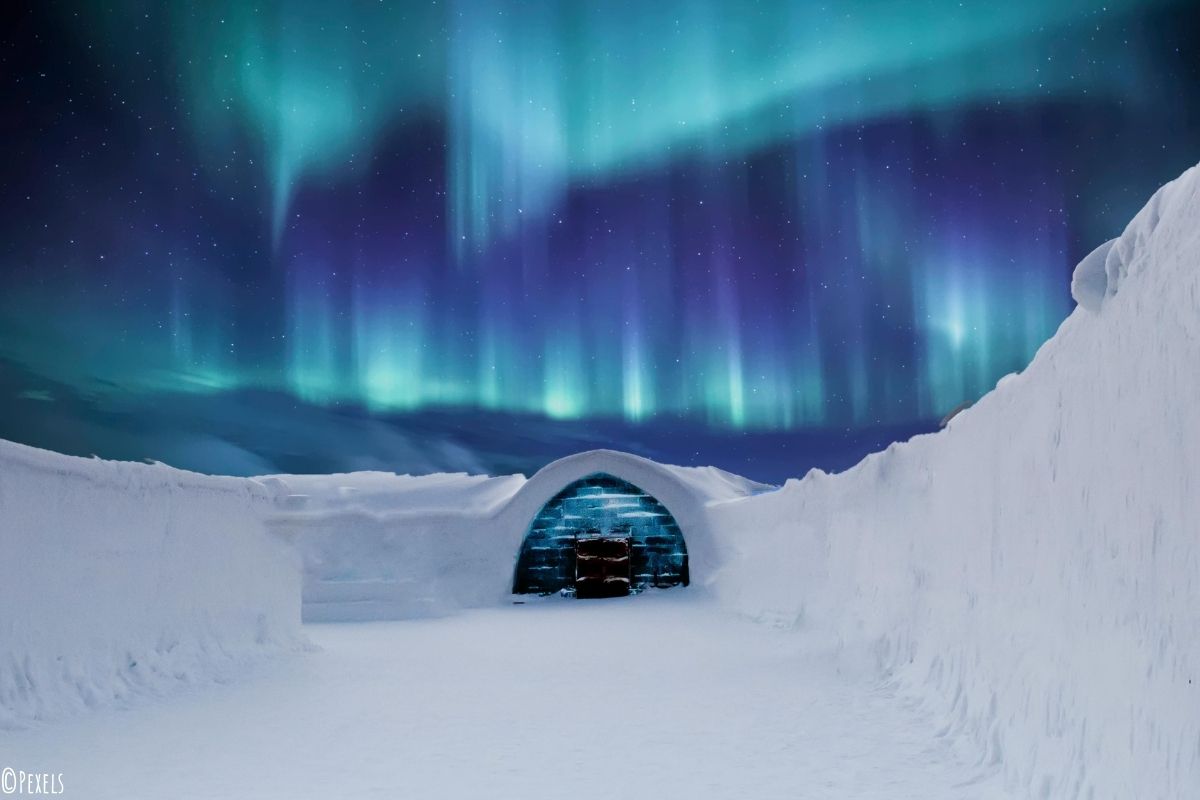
left=2, top=596, right=1010, bottom=799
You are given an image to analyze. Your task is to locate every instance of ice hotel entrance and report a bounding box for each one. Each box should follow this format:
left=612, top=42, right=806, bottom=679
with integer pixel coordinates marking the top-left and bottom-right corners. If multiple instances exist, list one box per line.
left=511, top=473, right=689, bottom=597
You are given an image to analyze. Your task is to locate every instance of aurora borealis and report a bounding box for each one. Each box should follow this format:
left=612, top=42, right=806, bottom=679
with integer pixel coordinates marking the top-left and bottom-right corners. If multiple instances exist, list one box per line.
left=1, top=0, right=1198, bottom=480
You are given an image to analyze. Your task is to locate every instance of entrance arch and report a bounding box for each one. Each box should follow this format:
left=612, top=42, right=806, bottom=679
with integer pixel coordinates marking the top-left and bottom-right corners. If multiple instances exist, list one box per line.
left=512, top=472, right=689, bottom=596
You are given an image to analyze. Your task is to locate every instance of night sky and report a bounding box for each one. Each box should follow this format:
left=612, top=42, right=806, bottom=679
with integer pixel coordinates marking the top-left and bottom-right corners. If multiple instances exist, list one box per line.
left=1, top=0, right=1197, bottom=482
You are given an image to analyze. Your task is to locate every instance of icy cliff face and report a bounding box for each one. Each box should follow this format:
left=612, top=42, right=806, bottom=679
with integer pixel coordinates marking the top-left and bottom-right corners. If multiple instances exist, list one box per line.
left=713, top=163, right=1200, bottom=798
left=0, top=441, right=303, bottom=726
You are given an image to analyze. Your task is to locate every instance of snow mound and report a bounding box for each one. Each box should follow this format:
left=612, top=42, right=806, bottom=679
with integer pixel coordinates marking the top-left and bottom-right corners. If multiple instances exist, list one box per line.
left=0, top=440, right=302, bottom=726
left=713, top=162, right=1200, bottom=798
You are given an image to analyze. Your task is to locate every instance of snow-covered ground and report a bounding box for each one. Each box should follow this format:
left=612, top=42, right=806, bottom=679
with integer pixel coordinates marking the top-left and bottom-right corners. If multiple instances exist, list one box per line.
left=0, top=596, right=1010, bottom=799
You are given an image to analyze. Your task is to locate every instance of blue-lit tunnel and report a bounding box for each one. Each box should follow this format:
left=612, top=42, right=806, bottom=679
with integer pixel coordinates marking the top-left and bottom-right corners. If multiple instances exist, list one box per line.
left=512, top=473, right=689, bottom=596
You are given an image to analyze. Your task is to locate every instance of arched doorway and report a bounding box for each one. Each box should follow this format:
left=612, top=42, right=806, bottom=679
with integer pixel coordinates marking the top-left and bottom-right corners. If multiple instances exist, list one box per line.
left=512, top=472, right=689, bottom=596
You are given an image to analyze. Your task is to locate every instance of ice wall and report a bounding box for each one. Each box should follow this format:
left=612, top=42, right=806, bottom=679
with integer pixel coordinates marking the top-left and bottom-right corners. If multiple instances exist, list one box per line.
left=711, top=164, right=1200, bottom=798
left=0, top=440, right=302, bottom=725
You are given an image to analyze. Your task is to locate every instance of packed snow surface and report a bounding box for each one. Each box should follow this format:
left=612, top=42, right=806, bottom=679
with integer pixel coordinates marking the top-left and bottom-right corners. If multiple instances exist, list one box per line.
left=0, top=597, right=1009, bottom=800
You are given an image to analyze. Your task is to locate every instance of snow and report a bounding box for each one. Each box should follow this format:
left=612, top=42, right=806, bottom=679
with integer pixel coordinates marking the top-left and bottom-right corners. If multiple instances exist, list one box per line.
left=258, top=470, right=525, bottom=516
left=0, top=597, right=1010, bottom=799
left=710, top=163, right=1200, bottom=798
left=0, top=439, right=303, bottom=727
left=1069, top=238, right=1114, bottom=312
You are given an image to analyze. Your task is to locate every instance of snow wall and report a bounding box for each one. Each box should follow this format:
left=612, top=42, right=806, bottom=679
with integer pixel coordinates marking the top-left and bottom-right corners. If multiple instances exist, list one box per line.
left=262, top=471, right=528, bottom=621
left=710, top=164, right=1200, bottom=798
left=0, top=440, right=302, bottom=726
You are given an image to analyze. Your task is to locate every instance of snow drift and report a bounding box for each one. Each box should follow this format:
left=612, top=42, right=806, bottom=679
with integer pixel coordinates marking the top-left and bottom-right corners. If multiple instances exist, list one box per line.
left=711, top=164, right=1200, bottom=798
left=0, top=440, right=302, bottom=726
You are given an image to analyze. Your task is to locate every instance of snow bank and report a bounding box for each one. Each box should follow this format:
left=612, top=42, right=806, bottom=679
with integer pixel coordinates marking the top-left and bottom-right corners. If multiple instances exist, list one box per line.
left=712, top=163, right=1200, bottom=798
left=0, top=440, right=302, bottom=725
left=266, top=450, right=771, bottom=621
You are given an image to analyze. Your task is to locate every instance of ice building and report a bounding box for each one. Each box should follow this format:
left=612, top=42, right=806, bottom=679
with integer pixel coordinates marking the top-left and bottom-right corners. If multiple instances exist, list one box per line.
left=263, top=449, right=772, bottom=619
